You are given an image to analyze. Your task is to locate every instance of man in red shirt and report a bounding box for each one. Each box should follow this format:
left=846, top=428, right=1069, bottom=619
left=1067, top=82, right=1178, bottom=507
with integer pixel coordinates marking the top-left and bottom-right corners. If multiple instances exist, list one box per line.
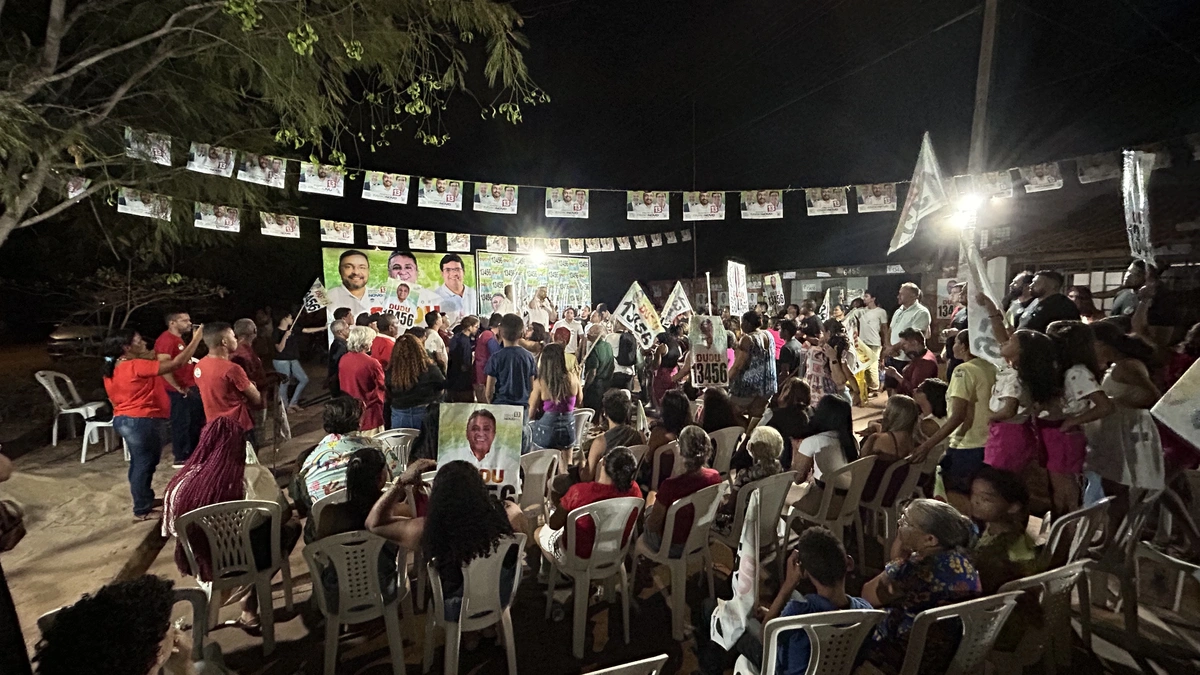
left=155, top=310, right=205, bottom=464
left=194, top=322, right=262, bottom=440
left=370, top=314, right=398, bottom=371
left=884, top=328, right=940, bottom=397
left=473, top=313, right=502, bottom=403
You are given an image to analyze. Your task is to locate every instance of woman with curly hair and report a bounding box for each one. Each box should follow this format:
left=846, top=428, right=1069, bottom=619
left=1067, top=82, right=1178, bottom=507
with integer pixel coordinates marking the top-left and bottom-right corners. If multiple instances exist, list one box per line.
left=985, top=329, right=1060, bottom=474
left=387, top=333, right=445, bottom=431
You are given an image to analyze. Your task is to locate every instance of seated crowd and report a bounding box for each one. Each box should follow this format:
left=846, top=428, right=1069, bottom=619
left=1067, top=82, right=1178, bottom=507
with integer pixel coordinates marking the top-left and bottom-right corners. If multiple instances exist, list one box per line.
left=26, top=267, right=1200, bottom=674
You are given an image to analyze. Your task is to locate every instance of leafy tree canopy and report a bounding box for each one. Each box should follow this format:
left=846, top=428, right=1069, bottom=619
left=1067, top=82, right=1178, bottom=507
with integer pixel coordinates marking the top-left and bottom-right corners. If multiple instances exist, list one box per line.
left=0, top=0, right=545, bottom=249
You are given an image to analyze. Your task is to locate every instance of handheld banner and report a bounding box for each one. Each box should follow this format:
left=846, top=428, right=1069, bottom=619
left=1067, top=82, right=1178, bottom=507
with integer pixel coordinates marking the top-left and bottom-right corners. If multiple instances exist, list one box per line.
left=1122, top=150, right=1156, bottom=267
left=661, top=281, right=694, bottom=327
left=688, top=315, right=729, bottom=387
left=438, top=403, right=524, bottom=501
left=614, top=281, right=663, bottom=350
left=889, top=131, right=949, bottom=254
left=727, top=261, right=749, bottom=316
left=302, top=278, right=329, bottom=313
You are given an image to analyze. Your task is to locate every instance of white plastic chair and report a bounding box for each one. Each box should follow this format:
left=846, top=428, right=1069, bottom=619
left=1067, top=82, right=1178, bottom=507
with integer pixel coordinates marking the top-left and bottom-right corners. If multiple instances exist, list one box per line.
left=37, top=586, right=209, bottom=661
left=896, top=591, right=1022, bottom=675
left=710, top=426, right=745, bottom=475
left=519, top=449, right=559, bottom=524
left=374, top=428, right=421, bottom=470
left=311, top=488, right=348, bottom=534
left=80, top=417, right=127, bottom=463
left=539, top=496, right=644, bottom=658
left=635, top=481, right=730, bottom=640
left=35, top=370, right=105, bottom=448
left=711, top=471, right=796, bottom=574
left=1039, top=496, right=1112, bottom=568
left=1084, top=488, right=1164, bottom=643
left=589, top=654, right=669, bottom=675
left=572, top=408, right=595, bottom=448
left=650, top=440, right=682, bottom=492
left=688, top=400, right=701, bottom=423
left=627, top=443, right=650, bottom=467
left=990, top=561, right=1089, bottom=675
left=173, top=499, right=295, bottom=656
left=424, top=533, right=526, bottom=675
left=861, top=457, right=926, bottom=564
left=733, top=609, right=887, bottom=675
left=781, top=455, right=877, bottom=575
left=304, top=531, right=408, bottom=675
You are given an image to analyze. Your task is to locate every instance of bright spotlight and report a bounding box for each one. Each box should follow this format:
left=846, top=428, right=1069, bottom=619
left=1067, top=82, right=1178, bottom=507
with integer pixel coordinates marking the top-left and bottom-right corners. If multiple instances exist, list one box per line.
left=530, top=249, right=547, bottom=264
left=957, top=193, right=984, bottom=213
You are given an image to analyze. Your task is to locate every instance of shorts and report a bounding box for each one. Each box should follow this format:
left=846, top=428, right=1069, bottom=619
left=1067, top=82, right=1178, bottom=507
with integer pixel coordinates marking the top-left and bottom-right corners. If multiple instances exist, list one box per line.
left=939, top=447, right=985, bottom=494
left=1037, top=419, right=1087, bottom=474
left=984, top=421, right=1038, bottom=473
left=531, top=410, right=576, bottom=449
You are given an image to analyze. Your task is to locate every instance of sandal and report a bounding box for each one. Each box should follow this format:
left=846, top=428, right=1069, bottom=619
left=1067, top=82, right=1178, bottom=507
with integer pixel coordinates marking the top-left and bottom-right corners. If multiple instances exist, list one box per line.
left=133, top=507, right=162, bottom=522
left=232, top=615, right=262, bottom=636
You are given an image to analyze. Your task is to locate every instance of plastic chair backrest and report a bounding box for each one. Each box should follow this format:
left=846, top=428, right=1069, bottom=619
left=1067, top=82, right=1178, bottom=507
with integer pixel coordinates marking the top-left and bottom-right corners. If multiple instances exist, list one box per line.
left=35, top=370, right=81, bottom=411
left=730, top=472, right=797, bottom=546
left=745, top=416, right=762, bottom=436
left=1040, top=496, right=1111, bottom=567
left=1100, top=488, right=1163, bottom=568
left=710, top=426, right=745, bottom=475
left=997, top=561, right=1087, bottom=653
left=637, top=401, right=649, bottom=436
left=587, top=654, right=670, bottom=675
left=374, top=428, right=420, bottom=468
left=572, top=408, right=595, bottom=445
left=562, top=496, right=643, bottom=572
left=822, top=455, right=877, bottom=523
left=311, top=488, right=348, bottom=531
left=650, top=441, right=681, bottom=491
left=688, top=400, right=701, bottom=423
left=762, top=609, right=886, bottom=675
left=861, top=458, right=910, bottom=513
left=453, top=534, right=526, bottom=632
left=303, top=530, right=397, bottom=621
left=898, top=591, right=1021, bottom=675
left=662, top=482, right=729, bottom=556
left=627, top=444, right=650, bottom=467
left=518, top=449, right=559, bottom=512
left=175, top=500, right=281, bottom=581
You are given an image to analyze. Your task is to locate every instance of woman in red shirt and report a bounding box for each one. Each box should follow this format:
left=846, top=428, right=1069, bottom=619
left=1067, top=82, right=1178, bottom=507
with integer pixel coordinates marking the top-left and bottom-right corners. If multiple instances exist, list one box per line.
left=338, top=326, right=386, bottom=432
left=103, top=328, right=203, bottom=519
left=543, top=446, right=641, bottom=560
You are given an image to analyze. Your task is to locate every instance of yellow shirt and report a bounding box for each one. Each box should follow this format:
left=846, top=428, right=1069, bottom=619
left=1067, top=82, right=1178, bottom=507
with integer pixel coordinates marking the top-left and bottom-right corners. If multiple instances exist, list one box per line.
left=948, top=358, right=997, bottom=449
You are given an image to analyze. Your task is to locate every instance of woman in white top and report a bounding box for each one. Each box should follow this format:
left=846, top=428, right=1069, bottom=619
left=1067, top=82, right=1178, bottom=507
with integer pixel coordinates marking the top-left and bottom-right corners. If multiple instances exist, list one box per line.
left=789, top=395, right=860, bottom=515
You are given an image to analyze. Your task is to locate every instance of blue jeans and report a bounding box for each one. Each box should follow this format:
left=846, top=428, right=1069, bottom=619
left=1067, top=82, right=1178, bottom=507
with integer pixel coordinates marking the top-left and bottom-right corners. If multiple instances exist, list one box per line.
left=167, top=388, right=205, bottom=463
left=391, top=405, right=427, bottom=431
left=272, top=359, right=309, bottom=407
left=114, top=416, right=165, bottom=516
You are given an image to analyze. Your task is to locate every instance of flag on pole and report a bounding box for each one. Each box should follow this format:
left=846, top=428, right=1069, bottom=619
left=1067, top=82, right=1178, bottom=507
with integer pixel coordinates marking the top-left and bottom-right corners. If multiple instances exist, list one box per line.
left=1122, top=150, right=1156, bottom=267
left=661, top=281, right=694, bottom=326
left=302, top=278, right=329, bottom=314
left=614, top=281, right=663, bottom=350
left=710, top=490, right=760, bottom=648
left=962, top=239, right=1006, bottom=368
left=889, top=132, right=950, bottom=254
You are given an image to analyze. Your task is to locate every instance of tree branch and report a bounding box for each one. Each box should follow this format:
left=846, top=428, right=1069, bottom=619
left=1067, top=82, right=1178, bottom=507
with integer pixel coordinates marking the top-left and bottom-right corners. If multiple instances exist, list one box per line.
left=89, top=44, right=179, bottom=125
left=41, top=0, right=68, bottom=76
left=11, top=179, right=113, bottom=231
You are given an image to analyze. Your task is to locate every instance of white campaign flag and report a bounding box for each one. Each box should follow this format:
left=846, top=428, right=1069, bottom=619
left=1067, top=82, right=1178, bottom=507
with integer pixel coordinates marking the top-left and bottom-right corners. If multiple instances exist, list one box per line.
left=1122, top=150, right=1156, bottom=268
left=889, top=132, right=950, bottom=254
left=710, top=490, right=760, bottom=649
left=727, top=261, right=749, bottom=316
left=302, top=278, right=329, bottom=313
left=661, top=281, right=694, bottom=326
left=1152, top=358, right=1200, bottom=450
left=962, top=239, right=1006, bottom=368
left=614, top=281, right=663, bottom=350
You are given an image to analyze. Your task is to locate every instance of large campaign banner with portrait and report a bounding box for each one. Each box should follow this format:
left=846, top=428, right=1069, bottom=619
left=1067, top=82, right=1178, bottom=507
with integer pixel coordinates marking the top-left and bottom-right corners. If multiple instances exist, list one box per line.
left=438, top=402, right=524, bottom=500
left=321, top=248, right=478, bottom=332
left=475, top=251, right=591, bottom=318
left=689, top=315, right=729, bottom=387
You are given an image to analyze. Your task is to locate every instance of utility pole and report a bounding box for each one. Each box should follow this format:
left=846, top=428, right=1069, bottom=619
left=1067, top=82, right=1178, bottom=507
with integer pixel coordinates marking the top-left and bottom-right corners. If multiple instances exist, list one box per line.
left=959, top=0, right=999, bottom=278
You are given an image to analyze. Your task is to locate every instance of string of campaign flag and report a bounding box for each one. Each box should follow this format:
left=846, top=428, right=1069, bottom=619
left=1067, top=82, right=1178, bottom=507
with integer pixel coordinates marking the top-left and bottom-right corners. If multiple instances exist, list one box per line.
left=99, top=125, right=1200, bottom=247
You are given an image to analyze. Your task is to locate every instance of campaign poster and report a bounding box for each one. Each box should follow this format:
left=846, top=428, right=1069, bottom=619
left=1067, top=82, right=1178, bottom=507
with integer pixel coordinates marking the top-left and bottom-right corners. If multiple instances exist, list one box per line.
left=475, top=251, right=591, bottom=317
left=805, top=187, right=849, bottom=216
left=186, top=142, right=236, bottom=178
left=1077, top=153, right=1121, bottom=185
left=320, top=220, right=354, bottom=244
left=963, top=241, right=1006, bottom=368
left=446, top=232, right=471, bottom=252
left=366, top=225, right=397, bottom=248
left=193, top=202, right=239, bottom=232
left=416, top=177, right=465, bottom=211
left=438, top=403, right=524, bottom=501
left=762, top=272, right=785, bottom=312
left=123, top=127, right=171, bottom=166
left=568, top=238, right=585, bottom=254
left=740, top=190, right=783, bottom=219
left=936, top=278, right=960, bottom=320
left=614, top=281, right=663, bottom=350
left=681, top=229, right=692, bottom=242
left=488, top=235, right=510, bottom=252
left=545, top=187, right=589, bottom=219
left=66, top=176, right=91, bottom=199
left=665, top=231, right=678, bottom=245
left=260, top=212, right=300, bottom=239
left=650, top=233, right=663, bottom=247
left=361, top=172, right=410, bottom=204
left=727, top=261, right=749, bottom=316
left=298, top=162, right=345, bottom=197
left=238, top=154, right=287, bottom=189
left=661, top=281, right=694, bottom=326
left=409, top=229, right=437, bottom=251
left=855, top=183, right=897, bottom=213
left=978, top=170, right=1014, bottom=199
left=586, top=238, right=601, bottom=253
left=116, top=188, right=171, bottom=220
left=601, top=237, right=615, bottom=252
left=1152, top=358, right=1200, bottom=450
left=1122, top=150, right=1156, bottom=267
left=617, top=236, right=631, bottom=250
left=683, top=191, right=725, bottom=221
left=688, top=315, right=729, bottom=387
left=1019, top=162, right=1063, bottom=193
left=321, top=247, right=478, bottom=329
left=627, top=190, right=670, bottom=220
left=474, top=183, right=519, bottom=214
left=634, top=235, right=648, bottom=249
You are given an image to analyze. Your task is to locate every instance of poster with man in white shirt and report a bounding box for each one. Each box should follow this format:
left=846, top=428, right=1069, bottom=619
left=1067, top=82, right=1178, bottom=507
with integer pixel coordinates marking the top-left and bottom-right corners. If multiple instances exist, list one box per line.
left=882, top=282, right=932, bottom=390
left=805, top=187, right=849, bottom=216
left=684, top=191, right=726, bottom=220
left=741, top=190, right=782, bottom=219
left=855, top=183, right=896, bottom=213
left=627, top=191, right=669, bottom=220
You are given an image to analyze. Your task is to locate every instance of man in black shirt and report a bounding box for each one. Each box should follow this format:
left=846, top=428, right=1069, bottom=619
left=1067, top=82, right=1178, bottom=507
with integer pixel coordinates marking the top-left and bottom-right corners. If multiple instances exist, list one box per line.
left=1019, top=270, right=1081, bottom=333
left=776, top=319, right=804, bottom=380
left=327, top=319, right=349, bottom=397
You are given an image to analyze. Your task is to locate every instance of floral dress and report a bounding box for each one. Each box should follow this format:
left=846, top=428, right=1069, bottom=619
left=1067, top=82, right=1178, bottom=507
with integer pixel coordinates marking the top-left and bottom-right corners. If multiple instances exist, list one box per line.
left=730, top=331, right=777, bottom=400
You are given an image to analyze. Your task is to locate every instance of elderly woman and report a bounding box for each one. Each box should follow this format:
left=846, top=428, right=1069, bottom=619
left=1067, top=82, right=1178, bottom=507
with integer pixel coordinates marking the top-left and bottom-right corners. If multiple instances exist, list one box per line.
left=643, top=425, right=723, bottom=556
left=338, top=325, right=386, bottom=433
left=715, top=426, right=784, bottom=532
left=862, top=498, right=982, bottom=671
